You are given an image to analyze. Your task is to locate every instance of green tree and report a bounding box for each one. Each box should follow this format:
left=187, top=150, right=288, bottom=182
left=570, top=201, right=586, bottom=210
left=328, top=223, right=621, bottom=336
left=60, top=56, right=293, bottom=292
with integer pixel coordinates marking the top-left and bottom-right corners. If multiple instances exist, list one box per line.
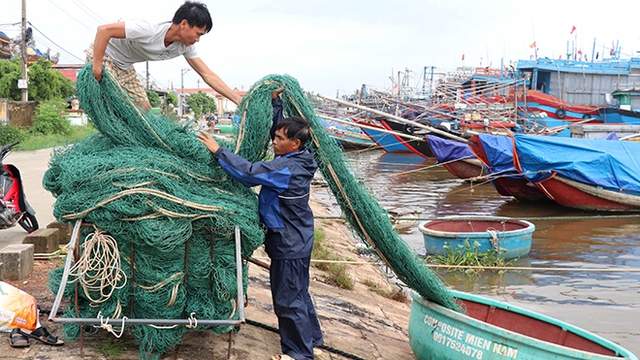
left=146, top=90, right=161, bottom=108
left=166, top=92, right=178, bottom=106
left=29, top=100, right=71, bottom=135
left=0, top=58, right=22, bottom=100
left=0, top=58, right=74, bottom=101
left=185, top=91, right=216, bottom=119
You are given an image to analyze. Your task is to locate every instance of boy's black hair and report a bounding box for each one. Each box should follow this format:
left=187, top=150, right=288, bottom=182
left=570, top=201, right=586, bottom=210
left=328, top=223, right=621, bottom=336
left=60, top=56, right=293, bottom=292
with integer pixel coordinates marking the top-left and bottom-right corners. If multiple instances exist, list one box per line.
left=276, top=117, right=311, bottom=150
left=172, top=1, right=213, bottom=33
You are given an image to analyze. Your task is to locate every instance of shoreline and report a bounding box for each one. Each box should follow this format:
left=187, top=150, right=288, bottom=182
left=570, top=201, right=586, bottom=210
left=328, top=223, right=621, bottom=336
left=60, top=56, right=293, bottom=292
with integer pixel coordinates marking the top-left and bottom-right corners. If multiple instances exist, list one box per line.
left=2, top=184, right=417, bottom=360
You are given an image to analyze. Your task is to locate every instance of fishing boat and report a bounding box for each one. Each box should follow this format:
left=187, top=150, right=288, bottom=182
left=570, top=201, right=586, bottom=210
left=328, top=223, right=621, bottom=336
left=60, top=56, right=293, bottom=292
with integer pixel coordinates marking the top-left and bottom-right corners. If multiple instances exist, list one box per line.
left=468, top=134, right=550, bottom=202
left=419, top=216, right=534, bottom=260
left=377, top=118, right=437, bottom=158
left=409, top=290, right=638, bottom=360
left=425, top=135, right=485, bottom=180
left=317, top=117, right=377, bottom=150
left=517, top=90, right=602, bottom=121
left=513, top=134, right=640, bottom=211
left=351, top=117, right=413, bottom=153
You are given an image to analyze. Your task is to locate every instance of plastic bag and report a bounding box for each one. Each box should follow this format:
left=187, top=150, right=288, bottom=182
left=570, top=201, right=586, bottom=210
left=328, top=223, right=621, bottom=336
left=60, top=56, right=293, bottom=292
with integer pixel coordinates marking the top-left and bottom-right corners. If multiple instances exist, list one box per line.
left=0, top=281, right=37, bottom=332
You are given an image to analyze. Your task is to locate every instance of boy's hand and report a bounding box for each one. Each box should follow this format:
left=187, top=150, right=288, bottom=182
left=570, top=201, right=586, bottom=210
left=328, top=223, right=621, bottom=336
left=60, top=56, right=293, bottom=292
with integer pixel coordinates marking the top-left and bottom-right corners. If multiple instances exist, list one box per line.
left=196, top=129, right=220, bottom=154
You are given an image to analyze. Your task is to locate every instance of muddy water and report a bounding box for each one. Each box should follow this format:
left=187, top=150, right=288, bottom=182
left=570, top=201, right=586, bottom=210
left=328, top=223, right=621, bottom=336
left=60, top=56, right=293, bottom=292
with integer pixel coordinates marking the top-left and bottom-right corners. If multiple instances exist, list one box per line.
left=315, top=149, right=640, bottom=357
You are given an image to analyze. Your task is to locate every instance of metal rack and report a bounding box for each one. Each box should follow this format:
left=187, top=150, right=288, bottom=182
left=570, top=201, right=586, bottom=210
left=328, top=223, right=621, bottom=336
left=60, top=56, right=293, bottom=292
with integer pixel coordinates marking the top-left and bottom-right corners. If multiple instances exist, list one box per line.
left=49, top=219, right=246, bottom=358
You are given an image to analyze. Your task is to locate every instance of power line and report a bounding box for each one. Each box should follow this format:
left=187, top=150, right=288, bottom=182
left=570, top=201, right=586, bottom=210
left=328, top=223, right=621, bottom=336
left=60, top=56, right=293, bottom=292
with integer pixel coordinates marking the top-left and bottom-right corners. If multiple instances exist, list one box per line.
left=68, top=0, right=107, bottom=24
left=28, top=22, right=84, bottom=63
left=47, top=0, right=95, bottom=32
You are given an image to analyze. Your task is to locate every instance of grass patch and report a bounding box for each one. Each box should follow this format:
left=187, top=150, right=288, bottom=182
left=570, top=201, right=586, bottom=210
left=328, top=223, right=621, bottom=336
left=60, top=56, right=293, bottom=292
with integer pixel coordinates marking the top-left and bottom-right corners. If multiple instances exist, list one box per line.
left=425, top=239, right=515, bottom=274
left=16, top=125, right=96, bottom=151
left=97, top=340, right=134, bottom=357
left=311, top=227, right=354, bottom=290
left=362, top=279, right=407, bottom=303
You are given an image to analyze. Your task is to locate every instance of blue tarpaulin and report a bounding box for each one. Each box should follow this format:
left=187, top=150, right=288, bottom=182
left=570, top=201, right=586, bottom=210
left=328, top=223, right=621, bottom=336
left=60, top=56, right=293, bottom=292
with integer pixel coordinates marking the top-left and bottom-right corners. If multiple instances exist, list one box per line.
left=476, top=133, right=518, bottom=176
left=513, top=134, right=640, bottom=193
left=426, top=135, right=475, bottom=163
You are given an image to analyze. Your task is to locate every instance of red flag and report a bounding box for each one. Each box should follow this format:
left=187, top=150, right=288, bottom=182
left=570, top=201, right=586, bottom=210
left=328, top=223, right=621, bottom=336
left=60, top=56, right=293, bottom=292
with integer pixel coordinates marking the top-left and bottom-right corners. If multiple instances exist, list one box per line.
left=461, top=54, right=465, bottom=61
left=529, top=41, right=536, bottom=49
left=578, top=49, right=582, bottom=55
left=570, top=26, right=576, bottom=34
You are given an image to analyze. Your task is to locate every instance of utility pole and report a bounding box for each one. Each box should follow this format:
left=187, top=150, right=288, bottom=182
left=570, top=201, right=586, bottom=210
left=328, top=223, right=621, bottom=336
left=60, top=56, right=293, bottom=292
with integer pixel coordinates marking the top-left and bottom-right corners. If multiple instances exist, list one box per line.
left=179, top=68, right=191, bottom=117
left=19, top=0, right=28, bottom=102
left=145, top=61, right=149, bottom=89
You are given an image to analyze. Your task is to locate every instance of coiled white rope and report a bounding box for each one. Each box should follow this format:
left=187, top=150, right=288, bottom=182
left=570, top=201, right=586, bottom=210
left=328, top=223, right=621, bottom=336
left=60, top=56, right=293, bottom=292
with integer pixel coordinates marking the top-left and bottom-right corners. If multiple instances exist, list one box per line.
left=68, top=226, right=128, bottom=304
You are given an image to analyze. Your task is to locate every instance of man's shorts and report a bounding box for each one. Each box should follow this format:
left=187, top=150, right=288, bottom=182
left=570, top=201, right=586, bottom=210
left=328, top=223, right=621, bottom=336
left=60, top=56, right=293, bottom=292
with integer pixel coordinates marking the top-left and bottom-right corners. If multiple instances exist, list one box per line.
left=84, top=44, right=149, bottom=106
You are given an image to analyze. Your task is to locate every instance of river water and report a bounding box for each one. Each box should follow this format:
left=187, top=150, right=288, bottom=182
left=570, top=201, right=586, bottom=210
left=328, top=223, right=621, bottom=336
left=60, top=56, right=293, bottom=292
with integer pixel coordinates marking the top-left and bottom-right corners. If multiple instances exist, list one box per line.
left=315, top=149, right=640, bottom=357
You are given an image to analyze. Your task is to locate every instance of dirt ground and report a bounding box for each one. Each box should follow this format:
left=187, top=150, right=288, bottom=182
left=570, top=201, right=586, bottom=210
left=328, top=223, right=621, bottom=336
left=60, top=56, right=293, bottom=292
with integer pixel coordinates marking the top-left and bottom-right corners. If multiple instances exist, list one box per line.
left=0, top=191, right=417, bottom=360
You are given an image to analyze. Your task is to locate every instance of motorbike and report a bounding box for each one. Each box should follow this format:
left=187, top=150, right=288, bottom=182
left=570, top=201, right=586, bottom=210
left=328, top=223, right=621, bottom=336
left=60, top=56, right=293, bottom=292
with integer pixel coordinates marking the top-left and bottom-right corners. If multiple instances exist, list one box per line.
left=0, top=141, right=38, bottom=233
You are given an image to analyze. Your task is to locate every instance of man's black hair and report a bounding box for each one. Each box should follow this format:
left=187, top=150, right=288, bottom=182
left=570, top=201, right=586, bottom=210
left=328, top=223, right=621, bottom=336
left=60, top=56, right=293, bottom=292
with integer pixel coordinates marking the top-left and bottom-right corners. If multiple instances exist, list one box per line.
left=276, top=117, right=311, bottom=150
left=172, top=1, right=213, bottom=33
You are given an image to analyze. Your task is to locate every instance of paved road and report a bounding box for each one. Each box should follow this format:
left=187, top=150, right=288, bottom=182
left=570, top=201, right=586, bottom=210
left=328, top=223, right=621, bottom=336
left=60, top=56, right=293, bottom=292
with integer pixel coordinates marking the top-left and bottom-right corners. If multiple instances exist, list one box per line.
left=0, top=148, right=56, bottom=250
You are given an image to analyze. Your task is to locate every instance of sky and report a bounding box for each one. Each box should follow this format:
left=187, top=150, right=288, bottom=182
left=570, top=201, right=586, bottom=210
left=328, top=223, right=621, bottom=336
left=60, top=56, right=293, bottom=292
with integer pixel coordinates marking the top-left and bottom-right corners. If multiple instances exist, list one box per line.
left=2, top=0, right=640, bottom=97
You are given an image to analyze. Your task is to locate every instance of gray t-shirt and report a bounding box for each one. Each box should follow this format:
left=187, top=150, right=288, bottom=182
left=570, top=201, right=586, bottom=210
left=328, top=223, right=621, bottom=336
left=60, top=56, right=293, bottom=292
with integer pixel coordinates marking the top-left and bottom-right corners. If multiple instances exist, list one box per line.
left=105, top=19, right=199, bottom=70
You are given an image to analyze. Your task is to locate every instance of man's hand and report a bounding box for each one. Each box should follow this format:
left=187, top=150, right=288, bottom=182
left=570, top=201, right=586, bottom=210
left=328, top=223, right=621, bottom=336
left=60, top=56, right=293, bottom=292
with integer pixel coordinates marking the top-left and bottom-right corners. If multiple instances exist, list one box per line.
left=197, top=129, right=220, bottom=154
left=92, top=63, right=103, bottom=82
left=272, top=88, right=283, bottom=99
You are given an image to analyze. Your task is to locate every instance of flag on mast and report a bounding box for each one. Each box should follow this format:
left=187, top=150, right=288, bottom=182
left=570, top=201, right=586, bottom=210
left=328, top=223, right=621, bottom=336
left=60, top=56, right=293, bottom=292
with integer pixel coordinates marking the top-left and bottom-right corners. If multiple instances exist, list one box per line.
left=529, top=41, right=537, bottom=48
left=570, top=25, right=577, bottom=35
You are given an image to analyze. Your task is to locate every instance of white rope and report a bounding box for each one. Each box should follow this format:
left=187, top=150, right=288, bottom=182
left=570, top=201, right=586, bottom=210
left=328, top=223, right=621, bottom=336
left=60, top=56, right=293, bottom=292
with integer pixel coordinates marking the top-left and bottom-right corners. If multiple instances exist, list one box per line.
left=67, top=226, right=128, bottom=304
left=185, top=312, right=198, bottom=329
left=95, top=311, right=128, bottom=338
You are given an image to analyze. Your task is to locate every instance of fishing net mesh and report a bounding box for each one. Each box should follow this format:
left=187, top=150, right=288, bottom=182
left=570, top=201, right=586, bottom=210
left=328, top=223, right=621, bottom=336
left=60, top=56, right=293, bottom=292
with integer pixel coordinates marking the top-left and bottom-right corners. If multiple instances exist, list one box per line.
left=45, top=66, right=457, bottom=360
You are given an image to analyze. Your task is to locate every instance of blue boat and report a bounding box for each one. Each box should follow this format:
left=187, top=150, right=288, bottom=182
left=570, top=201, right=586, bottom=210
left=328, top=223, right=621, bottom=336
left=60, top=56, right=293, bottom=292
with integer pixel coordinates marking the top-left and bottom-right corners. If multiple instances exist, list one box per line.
left=409, top=290, right=638, bottom=360
left=419, top=216, right=534, bottom=260
left=352, top=117, right=413, bottom=153
left=317, top=117, right=378, bottom=150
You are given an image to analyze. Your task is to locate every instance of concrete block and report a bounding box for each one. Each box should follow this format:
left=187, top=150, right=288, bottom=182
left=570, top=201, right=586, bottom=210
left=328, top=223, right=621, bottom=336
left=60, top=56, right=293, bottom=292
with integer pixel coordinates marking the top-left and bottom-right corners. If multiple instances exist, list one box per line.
left=0, top=244, right=34, bottom=280
left=23, top=228, right=59, bottom=254
left=47, top=221, right=72, bottom=245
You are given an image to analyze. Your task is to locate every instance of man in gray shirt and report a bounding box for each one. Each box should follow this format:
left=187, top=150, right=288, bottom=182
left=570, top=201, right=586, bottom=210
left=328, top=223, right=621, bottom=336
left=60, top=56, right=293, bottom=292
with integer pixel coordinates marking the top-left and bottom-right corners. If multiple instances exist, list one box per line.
left=87, top=1, right=240, bottom=110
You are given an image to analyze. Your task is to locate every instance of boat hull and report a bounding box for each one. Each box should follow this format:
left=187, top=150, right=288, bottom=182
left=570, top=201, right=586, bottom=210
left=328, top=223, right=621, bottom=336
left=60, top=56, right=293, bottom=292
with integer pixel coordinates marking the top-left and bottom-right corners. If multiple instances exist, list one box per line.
left=352, top=118, right=413, bottom=153
left=442, top=159, right=485, bottom=180
left=409, top=290, right=637, bottom=360
left=419, top=217, right=534, bottom=260
left=536, top=176, right=640, bottom=212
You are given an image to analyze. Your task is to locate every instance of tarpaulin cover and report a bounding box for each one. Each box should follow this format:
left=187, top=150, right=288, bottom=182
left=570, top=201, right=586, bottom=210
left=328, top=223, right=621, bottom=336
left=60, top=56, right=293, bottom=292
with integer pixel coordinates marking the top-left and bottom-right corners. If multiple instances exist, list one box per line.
left=513, top=134, right=640, bottom=193
left=426, top=135, right=475, bottom=163
left=476, top=133, right=519, bottom=177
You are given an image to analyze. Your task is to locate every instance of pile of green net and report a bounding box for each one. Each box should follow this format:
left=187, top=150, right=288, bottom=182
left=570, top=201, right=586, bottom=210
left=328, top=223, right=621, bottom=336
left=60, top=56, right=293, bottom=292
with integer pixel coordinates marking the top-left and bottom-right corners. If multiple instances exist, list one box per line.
left=45, top=66, right=458, bottom=360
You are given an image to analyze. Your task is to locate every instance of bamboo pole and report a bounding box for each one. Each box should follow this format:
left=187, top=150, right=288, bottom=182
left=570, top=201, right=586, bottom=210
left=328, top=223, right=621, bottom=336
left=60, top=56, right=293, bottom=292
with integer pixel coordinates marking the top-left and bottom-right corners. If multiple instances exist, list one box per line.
left=318, top=94, right=470, bottom=144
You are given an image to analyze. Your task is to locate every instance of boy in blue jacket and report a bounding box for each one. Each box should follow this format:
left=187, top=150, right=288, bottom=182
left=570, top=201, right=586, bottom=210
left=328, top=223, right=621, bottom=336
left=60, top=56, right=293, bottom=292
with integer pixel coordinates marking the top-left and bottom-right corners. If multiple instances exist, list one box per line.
left=196, top=110, right=323, bottom=360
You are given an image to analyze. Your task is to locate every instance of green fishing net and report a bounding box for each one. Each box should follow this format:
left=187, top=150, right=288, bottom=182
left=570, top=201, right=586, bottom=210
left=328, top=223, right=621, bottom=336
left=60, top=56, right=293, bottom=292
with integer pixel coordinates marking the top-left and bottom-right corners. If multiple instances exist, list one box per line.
left=45, top=66, right=457, bottom=360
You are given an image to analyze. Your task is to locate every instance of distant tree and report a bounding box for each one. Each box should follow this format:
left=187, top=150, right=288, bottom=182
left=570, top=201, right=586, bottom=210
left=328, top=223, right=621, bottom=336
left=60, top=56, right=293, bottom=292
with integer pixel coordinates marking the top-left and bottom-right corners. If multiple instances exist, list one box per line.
left=146, top=90, right=161, bottom=108
left=166, top=92, right=178, bottom=106
left=0, top=58, right=74, bottom=101
left=185, top=91, right=216, bottom=119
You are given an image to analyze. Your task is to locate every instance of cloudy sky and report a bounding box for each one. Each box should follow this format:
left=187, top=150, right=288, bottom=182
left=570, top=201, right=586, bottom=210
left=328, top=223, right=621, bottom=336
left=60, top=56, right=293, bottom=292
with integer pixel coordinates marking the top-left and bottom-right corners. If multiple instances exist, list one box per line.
left=2, top=0, right=640, bottom=97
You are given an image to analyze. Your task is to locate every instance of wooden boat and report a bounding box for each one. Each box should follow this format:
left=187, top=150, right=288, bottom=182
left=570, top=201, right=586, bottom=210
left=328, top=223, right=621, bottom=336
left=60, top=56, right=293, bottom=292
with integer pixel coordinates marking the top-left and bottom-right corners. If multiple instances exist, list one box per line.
left=409, top=290, right=638, bottom=360
left=536, top=175, right=640, bottom=212
left=351, top=117, right=413, bottom=153
left=318, top=116, right=377, bottom=150
left=377, top=118, right=436, bottom=158
left=419, top=216, right=534, bottom=260
left=513, top=134, right=640, bottom=211
left=468, top=134, right=550, bottom=202
left=517, top=90, right=602, bottom=121
left=425, top=135, right=485, bottom=180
